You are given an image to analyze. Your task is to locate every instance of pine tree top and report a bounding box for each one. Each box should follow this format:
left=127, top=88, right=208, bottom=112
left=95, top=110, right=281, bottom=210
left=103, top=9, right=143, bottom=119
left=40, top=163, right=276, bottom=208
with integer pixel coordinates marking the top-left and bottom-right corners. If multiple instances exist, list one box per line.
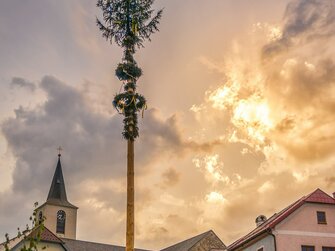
left=97, top=0, right=163, bottom=50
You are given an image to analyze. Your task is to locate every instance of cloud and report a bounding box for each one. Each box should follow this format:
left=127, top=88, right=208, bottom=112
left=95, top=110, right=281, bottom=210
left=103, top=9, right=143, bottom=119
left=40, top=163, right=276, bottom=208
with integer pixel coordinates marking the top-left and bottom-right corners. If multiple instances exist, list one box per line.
left=262, top=59, right=335, bottom=163
left=0, top=75, right=224, bottom=246
left=3, top=75, right=208, bottom=193
left=263, top=0, right=335, bottom=58
left=161, top=167, right=180, bottom=187
left=325, top=176, right=335, bottom=188
left=201, top=0, right=335, bottom=164
left=1, top=0, right=335, bottom=248
left=139, top=108, right=224, bottom=165
left=180, top=0, right=335, bottom=243
left=10, top=77, right=36, bottom=91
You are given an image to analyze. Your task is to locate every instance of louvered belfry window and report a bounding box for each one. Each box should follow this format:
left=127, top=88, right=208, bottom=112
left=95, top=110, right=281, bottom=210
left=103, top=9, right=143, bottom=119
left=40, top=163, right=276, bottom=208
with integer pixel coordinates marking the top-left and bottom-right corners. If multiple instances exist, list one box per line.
left=56, top=210, right=66, bottom=234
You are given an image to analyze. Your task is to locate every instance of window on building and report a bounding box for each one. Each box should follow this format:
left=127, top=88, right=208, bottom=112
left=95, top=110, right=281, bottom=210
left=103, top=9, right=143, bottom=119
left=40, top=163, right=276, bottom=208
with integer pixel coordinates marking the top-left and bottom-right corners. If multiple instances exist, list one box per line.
left=322, top=247, right=335, bottom=251
left=302, top=246, right=315, bottom=251
left=317, top=211, right=327, bottom=224
left=56, top=210, right=66, bottom=234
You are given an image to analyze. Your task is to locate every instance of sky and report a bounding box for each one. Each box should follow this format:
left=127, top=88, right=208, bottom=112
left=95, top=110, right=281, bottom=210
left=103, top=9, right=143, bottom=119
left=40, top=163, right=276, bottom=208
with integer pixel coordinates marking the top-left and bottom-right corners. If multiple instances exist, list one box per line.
left=0, top=0, right=335, bottom=249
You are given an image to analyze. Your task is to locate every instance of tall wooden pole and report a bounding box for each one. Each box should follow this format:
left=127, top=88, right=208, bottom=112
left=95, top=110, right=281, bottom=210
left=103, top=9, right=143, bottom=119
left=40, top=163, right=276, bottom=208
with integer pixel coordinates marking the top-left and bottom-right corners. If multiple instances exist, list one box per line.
left=96, top=2, right=162, bottom=251
left=126, top=140, right=134, bottom=251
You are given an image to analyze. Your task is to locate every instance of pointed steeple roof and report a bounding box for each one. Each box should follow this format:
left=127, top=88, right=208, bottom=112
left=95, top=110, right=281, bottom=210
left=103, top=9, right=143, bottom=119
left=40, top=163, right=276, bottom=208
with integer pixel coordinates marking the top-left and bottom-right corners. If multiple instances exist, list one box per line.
left=46, top=153, right=78, bottom=209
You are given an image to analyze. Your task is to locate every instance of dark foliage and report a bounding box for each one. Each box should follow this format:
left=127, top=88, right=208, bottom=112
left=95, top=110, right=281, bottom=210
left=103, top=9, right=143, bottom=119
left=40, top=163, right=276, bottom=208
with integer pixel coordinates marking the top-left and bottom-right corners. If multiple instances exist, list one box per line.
left=97, top=0, right=163, bottom=49
left=4, top=203, right=46, bottom=251
left=115, top=62, right=142, bottom=81
left=97, top=0, right=162, bottom=140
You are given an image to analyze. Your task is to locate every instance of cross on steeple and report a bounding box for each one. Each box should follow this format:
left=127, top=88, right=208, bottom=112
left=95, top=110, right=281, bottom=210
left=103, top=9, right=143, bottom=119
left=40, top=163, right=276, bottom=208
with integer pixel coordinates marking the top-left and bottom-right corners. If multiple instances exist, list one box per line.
left=57, top=146, right=63, bottom=157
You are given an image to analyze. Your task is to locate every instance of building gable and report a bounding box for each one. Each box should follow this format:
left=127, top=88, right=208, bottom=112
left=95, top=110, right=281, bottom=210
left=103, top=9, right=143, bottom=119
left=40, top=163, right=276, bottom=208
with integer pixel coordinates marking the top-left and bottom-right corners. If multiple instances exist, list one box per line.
left=190, top=231, right=226, bottom=251
left=228, top=189, right=335, bottom=251
left=0, top=226, right=67, bottom=251
left=161, top=230, right=226, bottom=251
left=275, top=202, right=335, bottom=232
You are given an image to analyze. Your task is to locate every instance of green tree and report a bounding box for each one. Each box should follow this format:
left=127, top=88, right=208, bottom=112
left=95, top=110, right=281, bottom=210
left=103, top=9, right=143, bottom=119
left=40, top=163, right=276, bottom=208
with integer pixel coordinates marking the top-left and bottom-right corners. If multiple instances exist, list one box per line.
left=96, top=1, right=162, bottom=251
left=4, top=203, right=46, bottom=251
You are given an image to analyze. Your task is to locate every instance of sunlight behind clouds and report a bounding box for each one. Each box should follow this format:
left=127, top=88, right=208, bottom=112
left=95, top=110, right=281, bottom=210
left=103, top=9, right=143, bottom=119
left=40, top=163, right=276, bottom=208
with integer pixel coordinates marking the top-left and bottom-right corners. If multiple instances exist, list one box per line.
left=206, top=191, right=227, bottom=204
left=1, top=0, right=335, bottom=248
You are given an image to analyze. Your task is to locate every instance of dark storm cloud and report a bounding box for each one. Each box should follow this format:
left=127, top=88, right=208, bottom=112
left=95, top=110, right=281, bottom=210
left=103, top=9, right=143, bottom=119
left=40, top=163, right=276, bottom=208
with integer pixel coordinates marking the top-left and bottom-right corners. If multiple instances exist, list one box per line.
left=2, top=75, right=122, bottom=193
left=3, top=75, right=199, bottom=193
left=263, top=0, right=335, bottom=58
left=10, top=77, right=36, bottom=91
left=0, top=75, right=222, bottom=239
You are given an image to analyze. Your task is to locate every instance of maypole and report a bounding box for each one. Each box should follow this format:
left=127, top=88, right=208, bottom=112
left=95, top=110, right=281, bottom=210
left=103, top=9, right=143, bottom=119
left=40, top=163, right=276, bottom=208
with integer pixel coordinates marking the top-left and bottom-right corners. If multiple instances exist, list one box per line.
left=96, top=1, right=162, bottom=250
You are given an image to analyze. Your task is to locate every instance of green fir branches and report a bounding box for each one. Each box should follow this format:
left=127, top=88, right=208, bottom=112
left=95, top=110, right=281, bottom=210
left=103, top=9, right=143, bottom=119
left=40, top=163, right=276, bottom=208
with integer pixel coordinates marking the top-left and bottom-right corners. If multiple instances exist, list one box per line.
left=4, top=203, right=46, bottom=251
left=96, top=0, right=163, bottom=49
left=97, top=0, right=162, bottom=140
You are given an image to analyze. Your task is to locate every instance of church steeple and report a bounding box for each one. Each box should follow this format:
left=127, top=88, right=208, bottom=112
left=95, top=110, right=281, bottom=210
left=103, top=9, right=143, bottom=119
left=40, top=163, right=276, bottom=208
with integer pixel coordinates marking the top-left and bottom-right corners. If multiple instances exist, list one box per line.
left=36, top=149, right=78, bottom=239
left=46, top=153, right=77, bottom=208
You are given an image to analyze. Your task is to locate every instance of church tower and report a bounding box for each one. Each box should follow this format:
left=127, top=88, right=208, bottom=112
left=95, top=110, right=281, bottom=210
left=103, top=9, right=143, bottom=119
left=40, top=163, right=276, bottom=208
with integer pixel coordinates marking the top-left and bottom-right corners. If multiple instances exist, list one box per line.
left=36, top=152, right=78, bottom=239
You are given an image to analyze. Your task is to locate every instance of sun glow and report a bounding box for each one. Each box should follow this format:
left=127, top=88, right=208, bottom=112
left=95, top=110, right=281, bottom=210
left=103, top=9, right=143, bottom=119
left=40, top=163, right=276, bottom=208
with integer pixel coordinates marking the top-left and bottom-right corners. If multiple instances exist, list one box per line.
left=208, top=81, right=240, bottom=110
left=206, top=191, right=226, bottom=204
left=232, top=96, right=273, bottom=145
left=207, top=69, right=274, bottom=149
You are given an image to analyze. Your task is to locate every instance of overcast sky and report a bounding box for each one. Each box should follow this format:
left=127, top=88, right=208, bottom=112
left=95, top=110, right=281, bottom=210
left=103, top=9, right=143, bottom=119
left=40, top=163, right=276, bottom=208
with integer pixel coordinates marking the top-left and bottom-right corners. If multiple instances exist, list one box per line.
left=1, top=0, right=335, bottom=249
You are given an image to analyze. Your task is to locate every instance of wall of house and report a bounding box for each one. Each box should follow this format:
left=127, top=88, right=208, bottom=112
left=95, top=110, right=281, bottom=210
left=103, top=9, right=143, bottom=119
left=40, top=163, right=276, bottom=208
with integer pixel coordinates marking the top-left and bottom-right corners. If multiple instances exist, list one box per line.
left=274, top=203, right=335, bottom=251
left=36, top=204, right=77, bottom=239
left=238, top=234, right=275, bottom=251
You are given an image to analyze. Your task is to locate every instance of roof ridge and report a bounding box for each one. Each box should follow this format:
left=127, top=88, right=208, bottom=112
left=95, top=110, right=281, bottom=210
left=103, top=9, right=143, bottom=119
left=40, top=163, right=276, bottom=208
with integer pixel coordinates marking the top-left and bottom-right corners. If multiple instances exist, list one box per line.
left=303, top=188, right=335, bottom=203
left=190, top=230, right=226, bottom=250
left=28, top=225, right=64, bottom=244
left=0, top=226, right=63, bottom=250
left=62, top=238, right=151, bottom=251
left=160, top=230, right=212, bottom=251
left=0, top=229, right=33, bottom=248
left=61, top=238, right=123, bottom=247
left=187, top=230, right=214, bottom=251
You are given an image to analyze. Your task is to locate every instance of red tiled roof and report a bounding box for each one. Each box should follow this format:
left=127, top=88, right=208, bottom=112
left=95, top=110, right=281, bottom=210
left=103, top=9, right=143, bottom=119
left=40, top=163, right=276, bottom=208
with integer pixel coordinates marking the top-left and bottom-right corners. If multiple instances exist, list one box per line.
left=305, top=188, right=335, bottom=204
left=0, top=226, right=64, bottom=251
left=28, top=226, right=64, bottom=244
left=228, top=188, right=335, bottom=251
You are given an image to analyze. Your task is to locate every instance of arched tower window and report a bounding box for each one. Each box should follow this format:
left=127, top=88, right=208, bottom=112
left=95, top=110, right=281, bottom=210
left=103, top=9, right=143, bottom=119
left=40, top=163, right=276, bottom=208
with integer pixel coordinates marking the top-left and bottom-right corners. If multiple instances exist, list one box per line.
left=56, top=210, right=66, bottom=234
